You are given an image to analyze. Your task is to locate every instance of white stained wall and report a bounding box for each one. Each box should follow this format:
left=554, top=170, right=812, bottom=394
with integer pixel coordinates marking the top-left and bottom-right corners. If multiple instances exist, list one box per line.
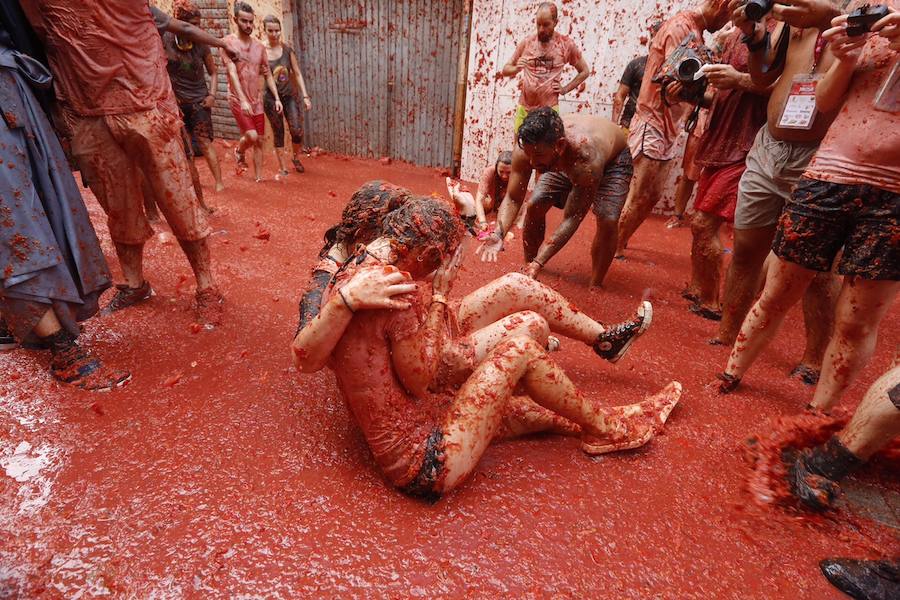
left=461, top=0, right=699, bottom=210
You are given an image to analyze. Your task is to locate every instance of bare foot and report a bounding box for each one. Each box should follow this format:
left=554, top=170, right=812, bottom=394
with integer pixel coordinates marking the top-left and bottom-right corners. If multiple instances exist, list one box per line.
left=581, top=381, right=682, bottom=455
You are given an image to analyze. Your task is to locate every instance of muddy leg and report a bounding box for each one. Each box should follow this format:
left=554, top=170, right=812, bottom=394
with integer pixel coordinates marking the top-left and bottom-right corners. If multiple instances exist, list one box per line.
left=722, top=257, right=816, bottom=383
left=616, top=155, right=670, bottom=254
left=796, top=271, right=840, bottom=375
left=590, top=216, right=618, bottom=288
left=456, top=272, right=605, bottom=343
left=810, top=278, right=900, bottom=412
left=715, top=225, right=776, bottom=345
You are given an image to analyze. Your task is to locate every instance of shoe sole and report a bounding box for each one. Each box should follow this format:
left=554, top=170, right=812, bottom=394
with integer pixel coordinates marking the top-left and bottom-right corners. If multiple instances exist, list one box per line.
left=101, top=287, right=155, bottom=316
left=79, top=372, right=133, bottom=393
left=582, top=381, right=682, bottom=455
left=0, top=341, right=18, bottom=351
left=689, top=303, right=722, bottom=322
left=607, top=301, right=653, bottom=364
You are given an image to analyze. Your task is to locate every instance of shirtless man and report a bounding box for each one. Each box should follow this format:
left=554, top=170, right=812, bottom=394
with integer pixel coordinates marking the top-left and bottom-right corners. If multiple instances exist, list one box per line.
left=322, top=197, right=681, bottom=499
left=477, top=109, right=632, bottom=288
left=712, top=0, right=844, bottom=384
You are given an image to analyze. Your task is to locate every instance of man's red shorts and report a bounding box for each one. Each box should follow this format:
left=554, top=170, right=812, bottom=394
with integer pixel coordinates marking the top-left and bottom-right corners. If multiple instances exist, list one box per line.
left=231, top=106, right=265, bottom=136
left=694, top=162, right=746, bottom=223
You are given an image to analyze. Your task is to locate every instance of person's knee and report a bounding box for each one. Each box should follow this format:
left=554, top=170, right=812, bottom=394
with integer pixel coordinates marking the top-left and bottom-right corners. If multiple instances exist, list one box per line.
left=597, top=217, right=618, bottom=236
left=732, top=233, right=769, bottom=270
left=503, top=334, right=542, bottom=356
left=499, top=272, right=533, bottom=290
left=690, top=213, right=716, bottom=237
left=834, top=312, right=878, bottom=343
left=517, top=311, right=550, bottom=344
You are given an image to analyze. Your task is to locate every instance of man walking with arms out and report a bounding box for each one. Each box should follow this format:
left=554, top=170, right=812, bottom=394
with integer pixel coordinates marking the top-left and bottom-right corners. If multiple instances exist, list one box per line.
left=222, top=2, right=282, bottom=182
left=500, top=2, right=590, bottom=136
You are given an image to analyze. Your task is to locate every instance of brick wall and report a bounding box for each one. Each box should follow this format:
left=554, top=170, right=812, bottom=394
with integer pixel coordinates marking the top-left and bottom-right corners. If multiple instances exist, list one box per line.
left=152, top=0, right=239, bottom=140
left=198, top=0, right=241, bottom=140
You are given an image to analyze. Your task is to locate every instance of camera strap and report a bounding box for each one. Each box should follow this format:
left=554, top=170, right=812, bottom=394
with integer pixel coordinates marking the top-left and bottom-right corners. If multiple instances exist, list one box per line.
left=758, top=24, right=790, bottom=75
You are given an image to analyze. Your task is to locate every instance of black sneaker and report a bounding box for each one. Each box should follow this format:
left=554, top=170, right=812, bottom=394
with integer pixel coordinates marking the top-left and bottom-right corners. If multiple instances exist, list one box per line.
left=292, top=157, right=305, bottom=173
left=0, top=319, right=17, bottom=351
left=593, top=301, right=652, bottom=363
left=49, top=341, right=131, bottom=391
left=785, top=436, right=863, bottom=511
left=820, top=559, right=900, bottom=600
left=101, top=281, right=153, bottom=315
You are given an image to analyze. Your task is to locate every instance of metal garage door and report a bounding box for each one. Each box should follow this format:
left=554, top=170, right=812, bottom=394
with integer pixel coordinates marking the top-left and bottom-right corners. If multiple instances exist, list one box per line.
left=293, top=0, right=466, bottom=168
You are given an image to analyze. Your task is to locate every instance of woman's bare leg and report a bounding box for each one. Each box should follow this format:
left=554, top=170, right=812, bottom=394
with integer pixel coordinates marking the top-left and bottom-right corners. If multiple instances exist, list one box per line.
left=436, top=311, right=552, bottom=389
left=456, top=272, right=606, bottom=343
left=438, top=336, right=677, bottom=492
left=721, top=258, right=816, bottom=386
left=495, top=395, right=581, bottom=439
left=809, top=278, right=899, bottom=412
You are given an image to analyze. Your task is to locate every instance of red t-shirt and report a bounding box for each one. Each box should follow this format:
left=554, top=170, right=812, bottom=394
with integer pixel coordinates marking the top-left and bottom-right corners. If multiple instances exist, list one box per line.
left=21, top=0, right=175, bottom=116
left=695, top=31, right=769, bottom=168
left=324, top=258, right=443, bottom=487
left=804, top=22, right=900, bottom=193
left=221, top=34, right=270, bottom=115
left=634, top=11, right=706, bottom=144
left=510, top=33, right=583, bottom=110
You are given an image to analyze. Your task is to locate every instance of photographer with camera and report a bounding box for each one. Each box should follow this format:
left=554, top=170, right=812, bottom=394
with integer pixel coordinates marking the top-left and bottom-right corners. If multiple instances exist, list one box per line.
left=717, top=2, right=900, bottom=404
left=683, top=26, right=771, bottom=321
left=616, top=0, right=732, bottom=258
left=711, top=0, right=847, bottom=388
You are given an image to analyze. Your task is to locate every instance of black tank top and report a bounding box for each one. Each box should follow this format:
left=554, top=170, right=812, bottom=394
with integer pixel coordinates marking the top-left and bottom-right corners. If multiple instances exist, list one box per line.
left=267, top=46, right=295, bottom=99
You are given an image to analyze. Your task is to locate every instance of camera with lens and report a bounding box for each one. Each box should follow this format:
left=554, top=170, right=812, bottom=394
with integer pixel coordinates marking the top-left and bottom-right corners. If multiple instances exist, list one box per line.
left=652, top=34, right=714, bottom=105
left=846, top=4, right=889, bottom=37
left=743, top=0, right=775, bottom=22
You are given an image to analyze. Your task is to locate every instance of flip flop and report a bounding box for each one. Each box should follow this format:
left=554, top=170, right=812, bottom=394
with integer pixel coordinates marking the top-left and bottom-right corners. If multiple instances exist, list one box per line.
left=689, top=303, right=722, bottom=321
left=581, top=381, right=682, bottom=455
left=681, top=289, right=700, bottom=304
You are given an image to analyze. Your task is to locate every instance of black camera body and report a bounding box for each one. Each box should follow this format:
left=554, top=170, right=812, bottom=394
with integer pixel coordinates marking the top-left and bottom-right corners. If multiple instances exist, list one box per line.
left=652, top=34, right=714, bottom=105
left=744, top=0, right=775, bottom=22
left=847, top=4, right=890, bottom=37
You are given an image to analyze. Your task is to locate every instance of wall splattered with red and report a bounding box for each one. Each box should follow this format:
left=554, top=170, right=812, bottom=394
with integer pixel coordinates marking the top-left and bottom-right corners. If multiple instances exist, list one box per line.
left=461, top=0, right=698, bottom=210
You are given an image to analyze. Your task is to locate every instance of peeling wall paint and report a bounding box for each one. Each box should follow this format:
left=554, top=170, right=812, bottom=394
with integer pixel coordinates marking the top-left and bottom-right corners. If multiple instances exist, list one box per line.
left=461, top=0, right=700, bottom=210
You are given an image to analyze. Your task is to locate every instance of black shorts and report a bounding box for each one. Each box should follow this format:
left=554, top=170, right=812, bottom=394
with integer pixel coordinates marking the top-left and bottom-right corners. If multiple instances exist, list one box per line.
left=399, top=428, right=446, bottom=503
left=773, top=177, right=900, bottom=280
left=179, top=101, right=213, bottom=144
left=529, top=147, right=634, bottom=221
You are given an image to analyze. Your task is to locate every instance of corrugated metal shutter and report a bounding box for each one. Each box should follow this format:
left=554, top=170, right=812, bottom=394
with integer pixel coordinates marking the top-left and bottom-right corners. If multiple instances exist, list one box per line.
left=293, top=0, right=464, bottom=167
